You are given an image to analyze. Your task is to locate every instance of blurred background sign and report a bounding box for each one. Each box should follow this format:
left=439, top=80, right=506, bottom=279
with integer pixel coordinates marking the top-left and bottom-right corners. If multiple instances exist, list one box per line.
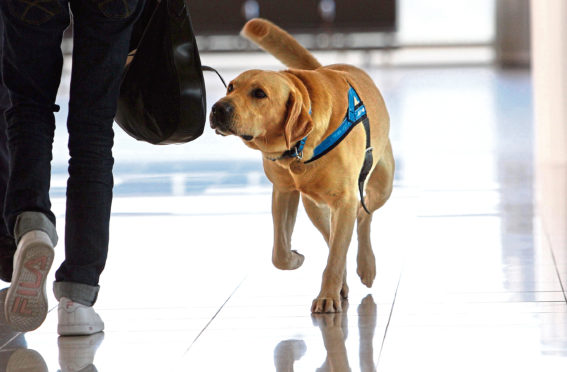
left=188, top=0, right=396, bottom=35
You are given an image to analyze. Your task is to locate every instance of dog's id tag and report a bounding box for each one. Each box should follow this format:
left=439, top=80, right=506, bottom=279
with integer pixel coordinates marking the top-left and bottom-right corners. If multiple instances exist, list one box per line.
left=290, top=160, right=305, bottom=174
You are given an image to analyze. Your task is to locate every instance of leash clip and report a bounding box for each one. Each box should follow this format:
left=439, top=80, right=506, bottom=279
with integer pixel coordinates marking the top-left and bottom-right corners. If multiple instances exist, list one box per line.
left=293, top=137, right=307, bottom=160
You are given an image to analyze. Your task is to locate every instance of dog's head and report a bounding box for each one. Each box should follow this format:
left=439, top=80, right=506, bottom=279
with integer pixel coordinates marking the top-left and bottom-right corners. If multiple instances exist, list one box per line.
left=210, top=70, right=313, bottom=153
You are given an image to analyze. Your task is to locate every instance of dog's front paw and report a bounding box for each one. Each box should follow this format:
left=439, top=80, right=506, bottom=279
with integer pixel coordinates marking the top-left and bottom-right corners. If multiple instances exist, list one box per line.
left=311, top=295, right=343, bottom=313
left=357, top=251, right=376, bottom=288
left=272, top=250, right=305, bottom=270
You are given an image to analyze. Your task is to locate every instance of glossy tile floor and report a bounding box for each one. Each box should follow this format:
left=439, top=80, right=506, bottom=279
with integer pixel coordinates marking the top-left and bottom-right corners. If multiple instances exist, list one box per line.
left=2, top=59, right=566, bottom=371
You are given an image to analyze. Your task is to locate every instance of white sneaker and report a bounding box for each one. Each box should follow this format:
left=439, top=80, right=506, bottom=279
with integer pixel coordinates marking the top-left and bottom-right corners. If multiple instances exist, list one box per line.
left=58, top=297, right=104, bottom=336
left=58, top=332, right=104, bottom=372
left=5, top=230, right=54, bottom=332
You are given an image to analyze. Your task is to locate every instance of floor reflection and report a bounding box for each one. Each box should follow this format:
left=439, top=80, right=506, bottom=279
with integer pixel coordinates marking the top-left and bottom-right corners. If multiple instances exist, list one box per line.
left=357, top=295, right=378, bottom=372
left=2, top=348, right=47, bottom=372
left=273, top=339, right=307, bottom=372
left=274, top=295, right=377, bottom=372
left=0, top=289, right=48, bottom=371
left=537, top=164, right=567, bottom=357
left=58, top=333, right=104, bottom=372
left=311, top=300, right=351, bottom=372
left=494, top=70, right=536, bottom=298
left=0, top=288, right=103, bottom=372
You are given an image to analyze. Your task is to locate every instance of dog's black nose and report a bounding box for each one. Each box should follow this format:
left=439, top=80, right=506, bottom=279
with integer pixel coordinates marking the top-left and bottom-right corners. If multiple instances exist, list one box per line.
left=211, top=101, right=234, bottom=126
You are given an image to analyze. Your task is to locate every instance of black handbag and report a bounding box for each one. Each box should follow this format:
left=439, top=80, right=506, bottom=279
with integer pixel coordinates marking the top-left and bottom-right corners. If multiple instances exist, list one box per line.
left=115, top=0, right=207, bottom=145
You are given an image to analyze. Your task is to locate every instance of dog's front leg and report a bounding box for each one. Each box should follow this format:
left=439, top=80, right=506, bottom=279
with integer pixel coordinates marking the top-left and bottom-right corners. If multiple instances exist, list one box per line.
left=312, top=197, right=358, bottom=313
left=271, top=188, right=305, bottom=270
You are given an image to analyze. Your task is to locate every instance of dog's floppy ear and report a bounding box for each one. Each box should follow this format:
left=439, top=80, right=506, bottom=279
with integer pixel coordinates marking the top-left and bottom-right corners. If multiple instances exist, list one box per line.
left=283, top=90, right=313, bottom=149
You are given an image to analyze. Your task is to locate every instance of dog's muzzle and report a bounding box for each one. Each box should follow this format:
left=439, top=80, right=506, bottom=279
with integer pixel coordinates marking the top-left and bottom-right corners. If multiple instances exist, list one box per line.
left=210, top=101, right=253, bottom=141
left=210, top=101, right=235, bottom=135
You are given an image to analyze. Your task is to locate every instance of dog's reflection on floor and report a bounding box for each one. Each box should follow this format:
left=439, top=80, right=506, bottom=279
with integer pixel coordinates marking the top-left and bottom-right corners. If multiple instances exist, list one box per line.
left=274, top=294, right=377, bottom=372
left=274, top=339, right=307, bottom=372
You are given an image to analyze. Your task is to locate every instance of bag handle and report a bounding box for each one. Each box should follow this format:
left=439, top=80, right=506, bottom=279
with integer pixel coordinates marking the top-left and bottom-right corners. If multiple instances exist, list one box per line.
left=202, top=65, right=227, bottom=88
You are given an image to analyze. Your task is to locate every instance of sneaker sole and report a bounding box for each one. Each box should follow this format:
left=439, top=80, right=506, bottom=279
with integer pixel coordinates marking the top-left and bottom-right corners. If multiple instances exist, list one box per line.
left=5, top=231, right=54, bottom=332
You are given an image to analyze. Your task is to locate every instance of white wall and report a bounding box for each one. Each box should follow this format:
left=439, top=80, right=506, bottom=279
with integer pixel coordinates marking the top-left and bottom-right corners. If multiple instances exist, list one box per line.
left=531, top=0, right=567, bottom=165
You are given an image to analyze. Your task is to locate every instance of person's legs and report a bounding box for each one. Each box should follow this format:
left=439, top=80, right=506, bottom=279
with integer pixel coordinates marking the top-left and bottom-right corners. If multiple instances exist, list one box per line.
left=0, top=14, right=16, bottom=283
left=54, top=0, right=142, bottom=335
left=0, top=0, right=69, bottom=331
left=1, top=0, right=68, bottom=236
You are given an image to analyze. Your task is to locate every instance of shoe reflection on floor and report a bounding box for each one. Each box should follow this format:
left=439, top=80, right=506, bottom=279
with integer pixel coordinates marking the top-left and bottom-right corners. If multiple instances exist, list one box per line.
left=0, top=288, right=48, bottom=372
left=274, top=294, right=378, bottom=372
left=58, top=332, right=104, bottom=372
left=0, top=288, right=104, bottom=372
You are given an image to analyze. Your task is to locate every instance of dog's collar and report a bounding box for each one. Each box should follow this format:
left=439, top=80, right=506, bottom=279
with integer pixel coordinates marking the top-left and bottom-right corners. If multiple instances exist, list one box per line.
left=267, top=108, right=311, bottom=161
left=277, top=137, right=307, bottom=160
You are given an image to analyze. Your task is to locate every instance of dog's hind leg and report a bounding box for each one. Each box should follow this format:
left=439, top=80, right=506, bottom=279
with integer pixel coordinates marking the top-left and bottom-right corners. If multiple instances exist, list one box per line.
left=272, top=188, right=305, bottom=270
left=302, top=196, right=349, bottom=299
left=356, top=209, right=376, bottom=288
left=356, top=141, right=395, bottom=288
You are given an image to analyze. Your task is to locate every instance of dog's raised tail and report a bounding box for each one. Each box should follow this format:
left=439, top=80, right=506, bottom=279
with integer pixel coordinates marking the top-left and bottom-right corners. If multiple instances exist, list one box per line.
left=241, top=18, right=322, bottom=70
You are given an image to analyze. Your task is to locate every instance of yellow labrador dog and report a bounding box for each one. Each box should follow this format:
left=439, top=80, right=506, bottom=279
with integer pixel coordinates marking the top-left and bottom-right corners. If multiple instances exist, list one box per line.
left=210, top=19, right=394, bottom=313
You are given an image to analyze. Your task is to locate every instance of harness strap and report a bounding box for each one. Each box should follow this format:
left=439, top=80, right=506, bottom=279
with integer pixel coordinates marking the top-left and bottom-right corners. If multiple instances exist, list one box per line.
left=270, top=86, right=374, bottom=214
left=305, top=87, right=366, bottom=164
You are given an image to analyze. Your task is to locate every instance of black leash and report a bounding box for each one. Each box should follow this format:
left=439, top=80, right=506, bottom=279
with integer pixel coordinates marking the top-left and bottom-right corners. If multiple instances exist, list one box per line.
left=358, top=116, right=373, bottom=214
left=125, top=53, right=227, bottom=89
left=202, top=65, right=227, bottom=88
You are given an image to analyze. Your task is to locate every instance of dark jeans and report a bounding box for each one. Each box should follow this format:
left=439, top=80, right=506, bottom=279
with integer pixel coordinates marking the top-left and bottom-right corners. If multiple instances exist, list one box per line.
left=0, top=15, right=10, bottom=239
left=0, top=0, right=142, bottom=296
left=0, top=14, right=16, bottom=283
left=0, top=85, right=9, bottom=239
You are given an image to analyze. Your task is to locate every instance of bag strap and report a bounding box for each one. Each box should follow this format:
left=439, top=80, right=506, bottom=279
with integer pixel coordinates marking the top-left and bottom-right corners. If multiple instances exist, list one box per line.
left=202, top=65, right=227, bottom=88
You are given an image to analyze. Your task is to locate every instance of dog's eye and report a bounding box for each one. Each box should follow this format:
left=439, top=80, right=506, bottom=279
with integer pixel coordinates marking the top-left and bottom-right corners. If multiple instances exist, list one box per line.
left=227, top=84, right=234, bottom=93
left=252, top=88, right=267, bottom=99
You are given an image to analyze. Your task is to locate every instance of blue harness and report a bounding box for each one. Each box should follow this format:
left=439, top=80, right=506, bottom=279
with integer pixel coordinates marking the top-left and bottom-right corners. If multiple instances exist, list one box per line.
left=278, top=86, right=374, bottom=214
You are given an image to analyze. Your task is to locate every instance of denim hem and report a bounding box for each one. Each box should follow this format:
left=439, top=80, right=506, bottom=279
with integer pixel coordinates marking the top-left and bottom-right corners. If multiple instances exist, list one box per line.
left=14, top=211, right=58, bottom=246
left=53, top=281, right=100, bottom=307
